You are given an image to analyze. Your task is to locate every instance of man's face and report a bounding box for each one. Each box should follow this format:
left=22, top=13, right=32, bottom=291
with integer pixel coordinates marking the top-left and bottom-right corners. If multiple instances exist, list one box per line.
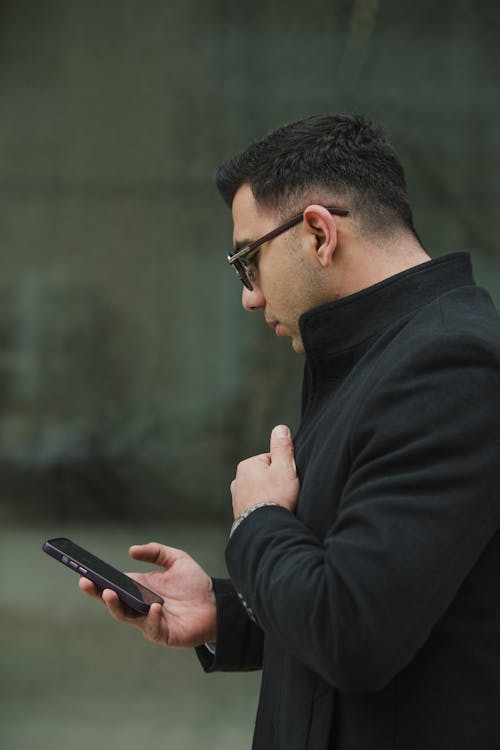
left=231, top=184, right=326, bottom=354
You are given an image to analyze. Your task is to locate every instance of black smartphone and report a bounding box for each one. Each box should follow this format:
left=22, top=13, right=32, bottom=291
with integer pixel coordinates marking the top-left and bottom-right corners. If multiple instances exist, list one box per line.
left=42, top=536, right=164, bottom=614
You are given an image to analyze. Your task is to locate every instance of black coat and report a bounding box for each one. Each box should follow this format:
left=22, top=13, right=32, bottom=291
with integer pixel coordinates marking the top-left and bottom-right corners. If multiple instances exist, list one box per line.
left=198, top=253, right=500, bottom=749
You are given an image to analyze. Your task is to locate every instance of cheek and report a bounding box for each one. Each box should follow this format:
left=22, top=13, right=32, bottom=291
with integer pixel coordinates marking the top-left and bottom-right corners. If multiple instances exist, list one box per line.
left=260, top=253, right=308, bottom=318
left=276, top=286, right=305, bottom=324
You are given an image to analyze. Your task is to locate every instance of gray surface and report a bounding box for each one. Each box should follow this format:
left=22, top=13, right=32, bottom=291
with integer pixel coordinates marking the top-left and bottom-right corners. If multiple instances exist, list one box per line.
left=1, top=523, right=260, bottom=750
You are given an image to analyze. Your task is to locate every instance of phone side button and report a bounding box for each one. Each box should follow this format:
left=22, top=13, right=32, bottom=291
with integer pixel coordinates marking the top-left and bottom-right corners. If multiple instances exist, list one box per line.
left=78, top=567, right=88, bottom=575
left=69, top=561, right=78, bottom=569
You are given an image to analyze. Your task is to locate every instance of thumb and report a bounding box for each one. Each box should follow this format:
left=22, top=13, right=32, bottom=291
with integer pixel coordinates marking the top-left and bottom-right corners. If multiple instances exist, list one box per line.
left=270, top=425, right=296, bottom=472
left=129, top=542, right=183, bottom=569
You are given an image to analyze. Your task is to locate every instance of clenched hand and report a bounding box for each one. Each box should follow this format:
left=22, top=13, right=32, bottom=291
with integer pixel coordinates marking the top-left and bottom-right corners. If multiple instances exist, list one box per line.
left=231, top=425, right=300, bottom=519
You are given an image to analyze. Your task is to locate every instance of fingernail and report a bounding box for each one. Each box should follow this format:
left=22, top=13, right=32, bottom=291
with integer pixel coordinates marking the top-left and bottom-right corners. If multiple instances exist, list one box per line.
left=275, top=425, right=290, bottom=438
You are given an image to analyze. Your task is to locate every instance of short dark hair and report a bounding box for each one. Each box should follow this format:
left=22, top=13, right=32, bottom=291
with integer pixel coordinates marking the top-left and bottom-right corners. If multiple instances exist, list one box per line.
left=215, top=114, right=417, bottom=237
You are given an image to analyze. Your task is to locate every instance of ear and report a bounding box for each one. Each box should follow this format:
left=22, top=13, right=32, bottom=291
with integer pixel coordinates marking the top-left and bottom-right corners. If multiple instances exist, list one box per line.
left=302, top=205, right=339, bottom=268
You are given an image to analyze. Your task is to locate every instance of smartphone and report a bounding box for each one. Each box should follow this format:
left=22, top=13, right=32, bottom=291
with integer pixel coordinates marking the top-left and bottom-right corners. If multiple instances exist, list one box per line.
left=42, top=536, right=164, bottom=614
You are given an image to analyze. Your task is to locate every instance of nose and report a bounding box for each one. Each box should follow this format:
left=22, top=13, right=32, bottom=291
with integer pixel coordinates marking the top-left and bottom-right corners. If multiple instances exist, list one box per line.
left=242, top=283, right=265, bottom=311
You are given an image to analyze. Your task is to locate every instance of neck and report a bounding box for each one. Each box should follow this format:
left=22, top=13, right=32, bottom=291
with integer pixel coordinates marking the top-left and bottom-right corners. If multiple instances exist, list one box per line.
left=333, top=231, right=431, bottom=299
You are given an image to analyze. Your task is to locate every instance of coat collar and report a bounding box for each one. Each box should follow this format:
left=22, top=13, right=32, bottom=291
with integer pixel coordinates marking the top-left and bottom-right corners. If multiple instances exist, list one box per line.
left=299, top=253, right=474, bottom=371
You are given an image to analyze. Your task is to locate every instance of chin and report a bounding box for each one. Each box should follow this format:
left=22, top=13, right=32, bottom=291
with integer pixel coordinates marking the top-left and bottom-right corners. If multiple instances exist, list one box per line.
left=291, top=337, right=305, bottom=355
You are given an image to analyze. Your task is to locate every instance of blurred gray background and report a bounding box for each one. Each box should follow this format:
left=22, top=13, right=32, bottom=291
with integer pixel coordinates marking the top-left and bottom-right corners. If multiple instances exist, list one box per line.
left=1, top=0, right=499, bottom=748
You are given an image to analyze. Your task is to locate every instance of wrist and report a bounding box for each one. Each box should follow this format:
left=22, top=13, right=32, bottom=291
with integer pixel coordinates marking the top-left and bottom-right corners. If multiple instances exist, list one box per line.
left=230, top=502, right=279, bottom=538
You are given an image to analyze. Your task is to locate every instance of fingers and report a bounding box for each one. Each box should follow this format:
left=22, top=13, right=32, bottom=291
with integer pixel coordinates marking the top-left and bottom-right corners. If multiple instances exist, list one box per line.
left=101, top=587, right=127, bottom=616
left=78, top=562, right=168, bottom=644
left=141, top=602, right=164, bottom=643
left=101, top=590, right=165, bottom=641
left=80, top=578, right=160, bottom=631
left=79, top=576, right=103, bottom=602
left=269, top=424, right=296, bottom=474
left=79, top=579, right=137, bottom=618
left=129, top=542, right=183, bottom=569
left=101, top=588, right=142, bottom=622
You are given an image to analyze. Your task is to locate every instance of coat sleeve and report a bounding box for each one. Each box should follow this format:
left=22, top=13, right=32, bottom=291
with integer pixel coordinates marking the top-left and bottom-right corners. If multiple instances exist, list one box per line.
left=225, top=329, right=500, bottom=691
left=195, top=578, right=264, bottom=672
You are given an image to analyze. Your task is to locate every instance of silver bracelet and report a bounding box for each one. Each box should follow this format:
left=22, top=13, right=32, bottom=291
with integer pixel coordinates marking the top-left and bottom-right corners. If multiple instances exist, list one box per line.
left=230, top=502, right=278, bottom=538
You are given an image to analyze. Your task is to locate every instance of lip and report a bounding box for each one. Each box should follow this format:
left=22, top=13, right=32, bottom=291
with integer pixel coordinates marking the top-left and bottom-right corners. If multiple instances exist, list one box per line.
left=266, top=319, right=281, bottom=336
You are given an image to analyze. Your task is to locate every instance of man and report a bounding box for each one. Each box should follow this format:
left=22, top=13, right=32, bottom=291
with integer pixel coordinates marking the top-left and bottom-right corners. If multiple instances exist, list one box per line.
left=81, top=114, right=500, bottom=749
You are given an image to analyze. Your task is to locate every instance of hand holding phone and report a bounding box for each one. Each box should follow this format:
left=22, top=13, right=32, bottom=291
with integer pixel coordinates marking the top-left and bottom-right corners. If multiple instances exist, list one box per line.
left=44, top=537, right=217, bottom=648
